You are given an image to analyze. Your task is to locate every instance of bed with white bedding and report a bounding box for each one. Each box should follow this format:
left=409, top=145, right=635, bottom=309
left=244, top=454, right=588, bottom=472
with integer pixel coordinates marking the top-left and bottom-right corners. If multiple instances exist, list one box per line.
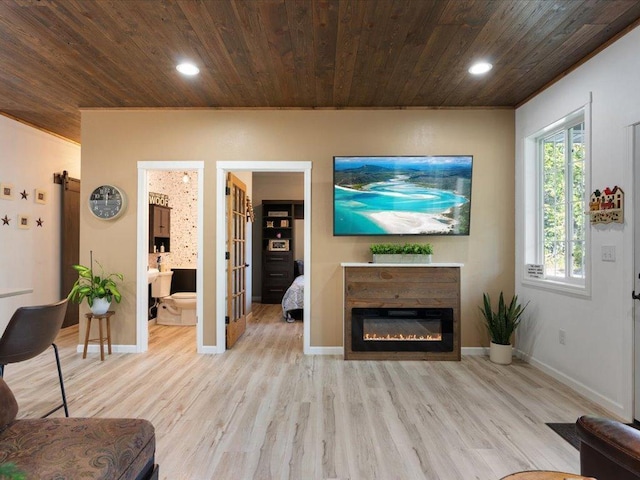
left=281, top=275, right=304, bottom=322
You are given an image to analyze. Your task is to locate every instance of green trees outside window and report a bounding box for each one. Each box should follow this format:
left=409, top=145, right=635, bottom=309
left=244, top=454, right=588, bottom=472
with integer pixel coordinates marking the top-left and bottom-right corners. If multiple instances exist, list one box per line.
left=541, top=119, right=585, bottom=281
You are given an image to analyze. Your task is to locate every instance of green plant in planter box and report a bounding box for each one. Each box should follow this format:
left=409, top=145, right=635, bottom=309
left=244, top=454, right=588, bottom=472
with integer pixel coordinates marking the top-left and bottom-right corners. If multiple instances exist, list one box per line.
left=369, top=243, right=433, bottom=255
left=67, top=252, right=123, bottom=308
left=479, top=292, right=528, bottom=345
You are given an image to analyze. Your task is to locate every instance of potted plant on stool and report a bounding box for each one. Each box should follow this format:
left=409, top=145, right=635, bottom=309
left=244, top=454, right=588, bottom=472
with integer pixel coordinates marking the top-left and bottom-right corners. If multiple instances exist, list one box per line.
left=67, top=252, right=123, bottom=315
left=479, top=292, right=528, bottom=365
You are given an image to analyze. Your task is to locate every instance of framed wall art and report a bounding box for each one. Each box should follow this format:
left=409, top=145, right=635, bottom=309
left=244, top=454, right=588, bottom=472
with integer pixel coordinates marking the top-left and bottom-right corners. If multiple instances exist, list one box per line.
left=333, top=155, right=473, bottom=236
left=1, top=183, right=14, bottom=200
left=35, top=189, right=47, bottom=204
left=17, top=214, right=30, bottom=229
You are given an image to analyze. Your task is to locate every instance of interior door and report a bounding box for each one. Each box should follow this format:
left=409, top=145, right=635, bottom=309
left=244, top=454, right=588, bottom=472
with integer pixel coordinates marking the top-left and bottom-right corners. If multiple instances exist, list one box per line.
left=226, top=173, right=248, bottom=348
left=634, top=124, right=640, bottom=421
left=57, top=171, right=80, bottom=328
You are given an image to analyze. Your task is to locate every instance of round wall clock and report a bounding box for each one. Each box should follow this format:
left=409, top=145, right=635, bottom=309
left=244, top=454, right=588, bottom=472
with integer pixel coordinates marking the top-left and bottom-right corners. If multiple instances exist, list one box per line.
left=88, top=184, right=127, bottom=220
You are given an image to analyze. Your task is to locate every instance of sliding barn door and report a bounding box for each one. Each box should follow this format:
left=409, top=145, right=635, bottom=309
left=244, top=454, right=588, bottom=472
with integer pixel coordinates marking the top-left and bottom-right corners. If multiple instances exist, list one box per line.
left=56, top=171, right=80, bottom=328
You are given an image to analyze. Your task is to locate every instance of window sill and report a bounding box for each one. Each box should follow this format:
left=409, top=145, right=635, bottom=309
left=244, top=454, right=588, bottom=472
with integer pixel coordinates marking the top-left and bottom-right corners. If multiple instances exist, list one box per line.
left=521, top=276, right=590, bottom=298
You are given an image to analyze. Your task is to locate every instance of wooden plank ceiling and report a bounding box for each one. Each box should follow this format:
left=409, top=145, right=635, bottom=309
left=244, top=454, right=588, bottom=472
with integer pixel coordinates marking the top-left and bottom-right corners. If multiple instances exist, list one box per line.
left=1, top=0, right=639, bottom=143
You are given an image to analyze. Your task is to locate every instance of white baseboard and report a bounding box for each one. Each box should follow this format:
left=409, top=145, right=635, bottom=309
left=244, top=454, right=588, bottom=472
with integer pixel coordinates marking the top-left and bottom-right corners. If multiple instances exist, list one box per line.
left=306, top=346, right=344, bottom=355
left=199, top=345, right=221, bottom=354
left=76, top=344, right=138, bottom=354
left=461, top=347, right=489, bottom=356
left=516, top=349, right=626, bottom=420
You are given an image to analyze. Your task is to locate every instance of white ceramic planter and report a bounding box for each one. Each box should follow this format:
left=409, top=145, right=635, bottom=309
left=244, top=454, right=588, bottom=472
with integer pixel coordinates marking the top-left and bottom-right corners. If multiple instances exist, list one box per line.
left=372, top=254, right=432, bottom=264
left=489, top=341, right=513, bottom=365
left=90, top=297, right=111, bottom=315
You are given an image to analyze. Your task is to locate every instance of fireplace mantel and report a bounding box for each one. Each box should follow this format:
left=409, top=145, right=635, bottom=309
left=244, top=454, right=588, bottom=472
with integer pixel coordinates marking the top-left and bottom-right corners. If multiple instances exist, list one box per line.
left=341, top=262, right=464, bottom=268
left=341, top=263, right=462, bottom=361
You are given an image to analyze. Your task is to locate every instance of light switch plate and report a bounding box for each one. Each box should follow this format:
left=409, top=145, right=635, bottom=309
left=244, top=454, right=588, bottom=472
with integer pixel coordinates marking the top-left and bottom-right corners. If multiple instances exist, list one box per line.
left=602, top=245, right=616, bottom=262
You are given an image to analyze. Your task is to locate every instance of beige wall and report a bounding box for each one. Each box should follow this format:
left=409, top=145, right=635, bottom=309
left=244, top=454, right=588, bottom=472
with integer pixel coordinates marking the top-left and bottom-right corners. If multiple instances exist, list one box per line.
left=80, top=109, right=515, bottom=348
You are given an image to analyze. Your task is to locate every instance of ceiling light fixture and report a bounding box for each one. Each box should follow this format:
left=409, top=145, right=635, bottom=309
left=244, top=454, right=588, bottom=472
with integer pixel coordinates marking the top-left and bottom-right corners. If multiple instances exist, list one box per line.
left=468, top=61, right=493, bottom=75
left=176, top=62, right=200, bottom=76
left=182, top=172, right=190, bottom=183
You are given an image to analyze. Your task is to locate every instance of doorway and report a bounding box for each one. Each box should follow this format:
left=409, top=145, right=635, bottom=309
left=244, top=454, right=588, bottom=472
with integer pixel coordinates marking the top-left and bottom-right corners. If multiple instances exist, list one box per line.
left=136, top=161, right=204, bottom=353
left=216, top=161, right=312, bottom=354
left=633, top=123, right=640, bottom=420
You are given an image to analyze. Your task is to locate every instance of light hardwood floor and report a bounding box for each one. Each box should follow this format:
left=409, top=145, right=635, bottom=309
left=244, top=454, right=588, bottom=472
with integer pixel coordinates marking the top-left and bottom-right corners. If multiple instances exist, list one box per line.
left=5, top=304, right=612, bottom=480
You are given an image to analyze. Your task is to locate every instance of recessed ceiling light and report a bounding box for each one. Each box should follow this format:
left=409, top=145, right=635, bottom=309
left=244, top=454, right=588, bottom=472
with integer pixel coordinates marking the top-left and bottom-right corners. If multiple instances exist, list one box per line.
left=468, top=62, right=493, bottom=75
left=176, top=62, right=200, bottom=76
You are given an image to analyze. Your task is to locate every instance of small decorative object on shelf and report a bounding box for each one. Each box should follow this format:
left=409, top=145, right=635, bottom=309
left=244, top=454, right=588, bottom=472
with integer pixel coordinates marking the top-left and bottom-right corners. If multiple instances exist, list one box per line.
left=588, top=186, right=624, bottom=224
left=268, top=239, right=289, bottom=251
left=266, top=221, right=274, bottom=228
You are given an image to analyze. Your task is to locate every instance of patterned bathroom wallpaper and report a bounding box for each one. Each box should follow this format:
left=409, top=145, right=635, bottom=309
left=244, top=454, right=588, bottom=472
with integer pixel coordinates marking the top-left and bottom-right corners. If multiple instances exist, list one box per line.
left=147, top=170, right=198, bottom=269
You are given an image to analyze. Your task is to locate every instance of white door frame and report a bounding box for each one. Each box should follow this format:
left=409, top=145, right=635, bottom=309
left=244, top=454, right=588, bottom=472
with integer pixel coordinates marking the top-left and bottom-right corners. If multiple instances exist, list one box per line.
left=216, top=161, right=312, bottom=354
left=136, top=161, right=205, bottom=353
left=633, top=123, right=640, bottom=420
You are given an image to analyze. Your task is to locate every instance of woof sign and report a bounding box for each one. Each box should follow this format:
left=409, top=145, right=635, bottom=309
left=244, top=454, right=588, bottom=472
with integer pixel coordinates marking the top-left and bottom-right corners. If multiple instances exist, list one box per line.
left=149, top=192, right=169, bottom=206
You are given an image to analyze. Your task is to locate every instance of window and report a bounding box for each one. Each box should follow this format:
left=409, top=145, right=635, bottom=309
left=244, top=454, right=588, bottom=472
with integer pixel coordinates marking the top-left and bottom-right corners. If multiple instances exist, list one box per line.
left=540, top=119, right=586, bottom=282
left=524, top=108, right=588, bottom=292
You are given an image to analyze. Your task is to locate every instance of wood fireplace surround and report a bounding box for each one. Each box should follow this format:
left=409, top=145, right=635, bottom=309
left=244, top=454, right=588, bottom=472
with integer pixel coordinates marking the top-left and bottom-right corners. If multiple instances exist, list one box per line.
left=342, top=264, right=462, bottom=361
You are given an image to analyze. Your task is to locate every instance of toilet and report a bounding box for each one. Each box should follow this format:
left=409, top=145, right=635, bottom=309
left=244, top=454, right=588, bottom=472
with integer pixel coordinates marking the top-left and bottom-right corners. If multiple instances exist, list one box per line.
left=151, top=270, right=197, bottom=326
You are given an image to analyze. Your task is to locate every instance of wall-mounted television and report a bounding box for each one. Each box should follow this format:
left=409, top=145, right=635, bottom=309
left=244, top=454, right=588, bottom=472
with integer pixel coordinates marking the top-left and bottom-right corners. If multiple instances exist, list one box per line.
left=333, top=155, right=473, bottom=236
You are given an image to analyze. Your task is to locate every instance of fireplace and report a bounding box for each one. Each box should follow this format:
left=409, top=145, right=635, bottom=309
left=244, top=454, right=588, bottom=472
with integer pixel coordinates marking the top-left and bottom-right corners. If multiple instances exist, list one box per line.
left=351, top=307, right=454, bottom=353
left=343, top=264, right=461, bottom=361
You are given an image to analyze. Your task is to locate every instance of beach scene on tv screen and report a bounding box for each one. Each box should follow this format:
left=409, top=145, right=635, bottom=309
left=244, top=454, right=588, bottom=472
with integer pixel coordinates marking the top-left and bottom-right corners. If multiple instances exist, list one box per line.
left=334, top=156, right=472, bottom=235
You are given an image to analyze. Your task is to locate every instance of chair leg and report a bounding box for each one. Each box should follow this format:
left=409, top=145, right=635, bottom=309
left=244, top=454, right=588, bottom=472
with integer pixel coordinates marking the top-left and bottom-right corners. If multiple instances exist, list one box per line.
left=52, top=343, right=69, bottom=417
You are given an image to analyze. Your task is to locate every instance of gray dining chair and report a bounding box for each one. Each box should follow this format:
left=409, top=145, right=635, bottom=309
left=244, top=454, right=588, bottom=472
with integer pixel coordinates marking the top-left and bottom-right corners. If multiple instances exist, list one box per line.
left=0, top=298, right=69, bottom=417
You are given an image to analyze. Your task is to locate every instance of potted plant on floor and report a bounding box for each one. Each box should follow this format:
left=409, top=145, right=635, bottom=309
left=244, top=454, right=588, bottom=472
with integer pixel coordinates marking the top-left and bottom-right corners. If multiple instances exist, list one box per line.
left=370, top=242, right=433, bottom=263
left=479, top=292, right=528, bottom=365
left=67, top=251, right=123, bottom=315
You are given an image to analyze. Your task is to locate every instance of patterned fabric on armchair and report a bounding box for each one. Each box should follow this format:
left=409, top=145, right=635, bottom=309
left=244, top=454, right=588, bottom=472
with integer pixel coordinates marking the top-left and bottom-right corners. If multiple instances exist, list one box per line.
left=0, top=378, right=158, bottom=480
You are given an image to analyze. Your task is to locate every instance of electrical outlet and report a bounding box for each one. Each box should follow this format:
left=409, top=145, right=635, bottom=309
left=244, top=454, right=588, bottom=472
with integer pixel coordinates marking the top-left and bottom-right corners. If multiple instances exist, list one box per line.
left=559, top=329, right=566, bottom=345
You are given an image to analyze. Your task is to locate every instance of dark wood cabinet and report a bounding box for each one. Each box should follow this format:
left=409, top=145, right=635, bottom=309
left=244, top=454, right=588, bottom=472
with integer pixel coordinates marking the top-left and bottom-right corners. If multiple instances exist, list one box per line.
left=262, top=251, right=294, bottom=303
left=261, top=200, right=301, bottom=304
left=149, top=204, right=171, bottom=253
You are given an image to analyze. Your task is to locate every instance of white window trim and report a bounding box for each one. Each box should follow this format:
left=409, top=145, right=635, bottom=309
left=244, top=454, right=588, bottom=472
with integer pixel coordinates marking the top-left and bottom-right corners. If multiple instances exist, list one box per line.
left=521, top=103, right=592, bottom=297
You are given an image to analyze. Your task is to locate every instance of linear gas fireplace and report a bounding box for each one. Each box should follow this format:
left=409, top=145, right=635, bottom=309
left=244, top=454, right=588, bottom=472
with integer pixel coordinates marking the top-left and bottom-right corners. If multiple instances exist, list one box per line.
left=351, top=307, right=454, bottom=353
left=343, top=264, right=461, bottom=361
